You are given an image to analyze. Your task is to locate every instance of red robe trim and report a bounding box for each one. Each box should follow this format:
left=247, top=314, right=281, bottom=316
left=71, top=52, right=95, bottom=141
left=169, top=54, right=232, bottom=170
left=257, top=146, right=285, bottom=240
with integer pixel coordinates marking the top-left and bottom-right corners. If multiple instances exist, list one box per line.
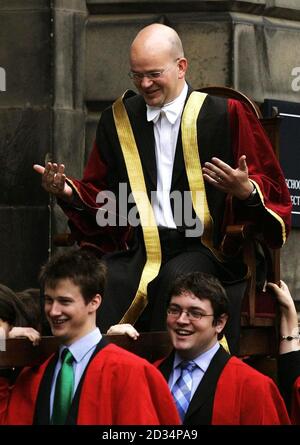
left=155, top=354, right=291, bottom=425
left=0, top=344, right=180, bottom=425
left=62, top=97, right=291, bottom=253
left=229, top=100, right=291, bottom=248
left=213, top=357, right=291, bottom=425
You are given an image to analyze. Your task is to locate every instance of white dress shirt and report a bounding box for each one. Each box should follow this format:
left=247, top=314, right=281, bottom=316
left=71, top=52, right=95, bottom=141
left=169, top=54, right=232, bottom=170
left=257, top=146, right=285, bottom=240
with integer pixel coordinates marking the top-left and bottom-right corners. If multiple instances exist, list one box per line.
left=169, top=342, right=220, bottom=400
left=50, top=327, right=102, bottom=417
left=146, top=83, right=188, bottom=228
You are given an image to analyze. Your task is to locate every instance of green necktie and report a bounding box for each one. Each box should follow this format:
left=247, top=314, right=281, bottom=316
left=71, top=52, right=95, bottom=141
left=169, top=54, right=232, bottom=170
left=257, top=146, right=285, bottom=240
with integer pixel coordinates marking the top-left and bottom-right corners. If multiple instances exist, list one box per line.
left=51, top=348, right=74, bottom=425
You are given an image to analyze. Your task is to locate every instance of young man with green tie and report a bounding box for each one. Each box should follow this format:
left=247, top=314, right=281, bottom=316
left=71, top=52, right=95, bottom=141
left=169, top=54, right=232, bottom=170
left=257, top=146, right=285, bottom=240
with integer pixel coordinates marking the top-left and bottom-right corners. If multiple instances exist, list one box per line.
left=0, top=249, right=180, bottom=425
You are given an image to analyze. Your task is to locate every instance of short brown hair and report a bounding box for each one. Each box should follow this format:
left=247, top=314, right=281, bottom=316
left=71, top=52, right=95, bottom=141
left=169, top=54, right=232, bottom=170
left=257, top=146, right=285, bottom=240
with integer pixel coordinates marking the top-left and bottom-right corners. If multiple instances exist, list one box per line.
left=39, top=249, right=107, bottom=304
left=168, top=272, right=229, bottom=325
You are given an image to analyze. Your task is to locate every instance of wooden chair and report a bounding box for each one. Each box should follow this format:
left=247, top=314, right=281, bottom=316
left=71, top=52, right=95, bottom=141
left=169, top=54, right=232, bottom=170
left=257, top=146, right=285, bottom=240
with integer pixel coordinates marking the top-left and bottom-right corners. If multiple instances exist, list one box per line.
left=0, top=334, right=170, bottom=369
left=0, top=333, right=276, bottom=378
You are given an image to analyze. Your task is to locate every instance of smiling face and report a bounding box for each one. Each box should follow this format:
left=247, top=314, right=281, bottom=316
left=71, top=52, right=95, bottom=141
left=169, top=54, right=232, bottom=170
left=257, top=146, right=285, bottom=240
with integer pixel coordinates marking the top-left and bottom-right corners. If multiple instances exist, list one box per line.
left=129, top=24, right=187, bottom=107
left=167, top=291, right=227, bottom=360
left=44, top=278, right=101, bottom=346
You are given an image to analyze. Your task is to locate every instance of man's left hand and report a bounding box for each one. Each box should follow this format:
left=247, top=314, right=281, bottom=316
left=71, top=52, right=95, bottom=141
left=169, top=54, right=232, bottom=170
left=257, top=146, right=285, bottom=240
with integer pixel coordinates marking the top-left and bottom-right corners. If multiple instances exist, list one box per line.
left=202, top=155, right=254, bottom=200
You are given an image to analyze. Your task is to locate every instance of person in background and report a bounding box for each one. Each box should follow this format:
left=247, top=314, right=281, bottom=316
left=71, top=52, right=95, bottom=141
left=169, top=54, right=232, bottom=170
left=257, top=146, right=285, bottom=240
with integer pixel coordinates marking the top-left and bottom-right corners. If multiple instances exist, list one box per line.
left=268, top=280, right=300, bottom=424
left=0, top=284, right=40, bottom=345
left=0, top=249, right=180, bottom=425
left=34, top=23, right=291, bottom=355
left=16, top=287, right=51, bottom=336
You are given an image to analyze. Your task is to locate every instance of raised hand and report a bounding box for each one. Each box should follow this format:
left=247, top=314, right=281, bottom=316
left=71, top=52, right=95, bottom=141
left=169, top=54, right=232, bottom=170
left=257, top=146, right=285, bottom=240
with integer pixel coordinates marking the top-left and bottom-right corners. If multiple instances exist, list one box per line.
left=202, top=155, right=254, bottom=200
left=268, top=280, right=296, bottom=312
left=33, top=162, right=73, bottom=201
left=268, top=280, right=300, bottom=354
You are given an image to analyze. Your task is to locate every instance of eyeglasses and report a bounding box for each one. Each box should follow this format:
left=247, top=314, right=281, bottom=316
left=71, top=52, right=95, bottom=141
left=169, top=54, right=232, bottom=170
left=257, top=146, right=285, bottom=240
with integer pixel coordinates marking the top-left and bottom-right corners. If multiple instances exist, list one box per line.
left=128, top=58, right=180, bottom=82
left=167, top=306, right=214, bottom=321
left=128, top=70, right=167, bottom=81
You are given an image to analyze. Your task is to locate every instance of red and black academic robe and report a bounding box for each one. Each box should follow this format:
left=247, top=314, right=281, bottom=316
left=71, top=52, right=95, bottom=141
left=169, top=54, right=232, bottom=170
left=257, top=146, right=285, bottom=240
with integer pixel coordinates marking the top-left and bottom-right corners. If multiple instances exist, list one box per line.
left=62, top=91, right=291, bottom=251
left=157, top=346, right=291, bottom=425
left=59, top=90, right=292, bottom=331
left=0, top=340, right=180, bottom=425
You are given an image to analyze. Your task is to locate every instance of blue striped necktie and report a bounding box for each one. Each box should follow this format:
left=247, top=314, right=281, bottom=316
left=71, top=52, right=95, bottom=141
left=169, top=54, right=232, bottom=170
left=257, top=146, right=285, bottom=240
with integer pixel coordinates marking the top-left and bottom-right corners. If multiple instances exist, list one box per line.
left=51, top=348, right=74, bottom=425
left=171, top=361, right=197, bottom=421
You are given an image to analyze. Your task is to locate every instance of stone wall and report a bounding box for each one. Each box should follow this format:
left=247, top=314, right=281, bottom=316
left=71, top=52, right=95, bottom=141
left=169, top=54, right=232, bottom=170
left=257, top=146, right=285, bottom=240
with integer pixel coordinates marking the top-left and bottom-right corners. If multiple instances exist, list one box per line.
left=0, top=0, right=299, bottom=297
left=0, top=0, right=51, bottom=290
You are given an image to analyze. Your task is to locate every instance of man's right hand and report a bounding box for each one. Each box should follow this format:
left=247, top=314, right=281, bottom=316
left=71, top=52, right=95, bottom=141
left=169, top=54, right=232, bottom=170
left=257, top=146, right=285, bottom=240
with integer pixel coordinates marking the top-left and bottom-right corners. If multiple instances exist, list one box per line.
left=8, top=327, right=41, bottom=346
left=33, top=162, right=73, bottom=202
left=106, top=323, right=140, bottom=340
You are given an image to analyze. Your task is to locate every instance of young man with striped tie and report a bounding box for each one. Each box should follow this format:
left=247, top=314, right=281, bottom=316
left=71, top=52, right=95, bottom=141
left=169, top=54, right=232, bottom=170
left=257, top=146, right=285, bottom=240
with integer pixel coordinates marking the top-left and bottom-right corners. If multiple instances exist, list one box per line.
left=156, top=271, right=290, bottom=425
